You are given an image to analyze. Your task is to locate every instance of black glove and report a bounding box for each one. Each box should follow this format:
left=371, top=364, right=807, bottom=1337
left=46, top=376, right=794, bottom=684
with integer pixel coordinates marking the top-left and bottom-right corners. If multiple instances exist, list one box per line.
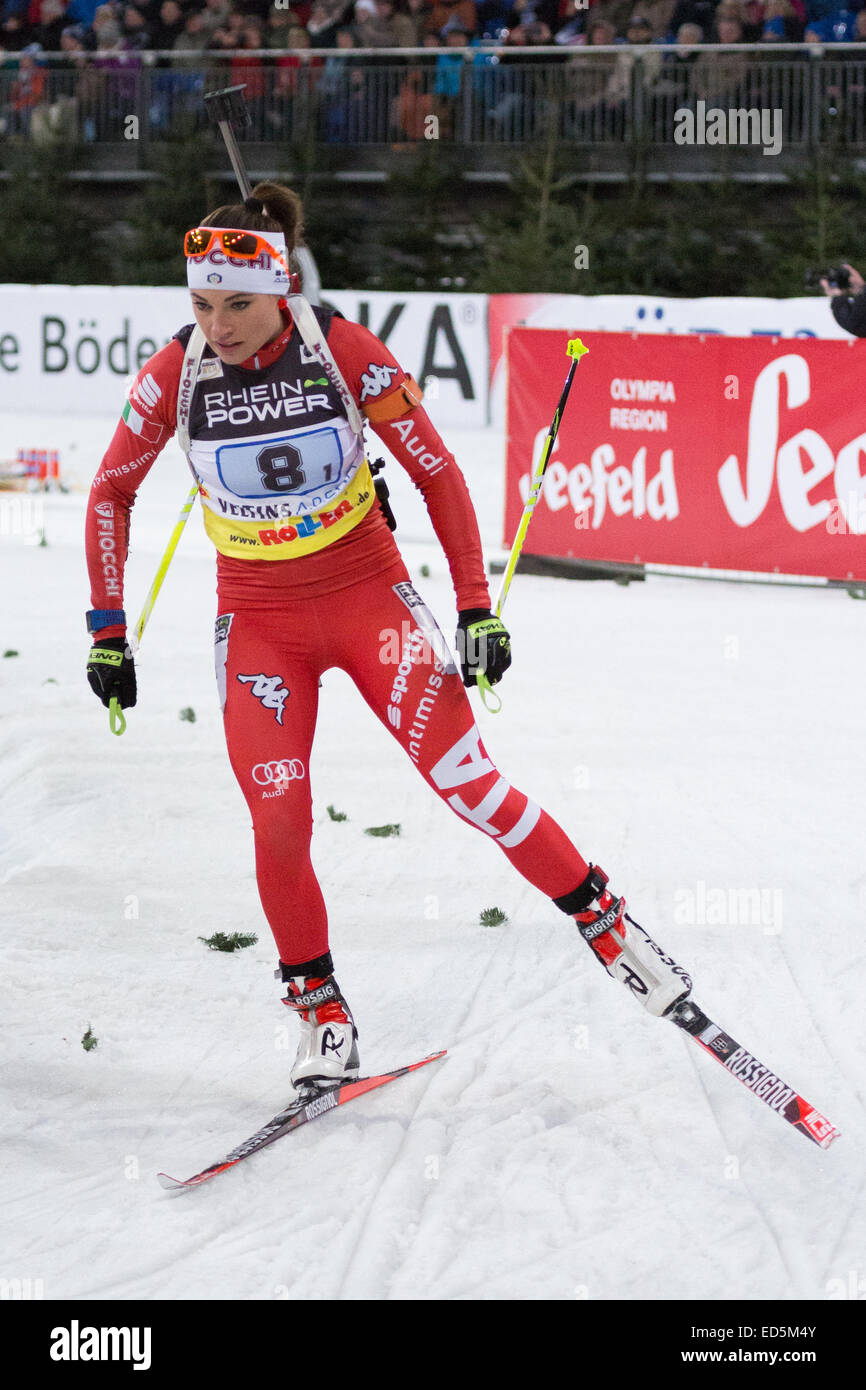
left=456, top=608, right=512, bottom=688
left=87, top=637, right=137, bottom=710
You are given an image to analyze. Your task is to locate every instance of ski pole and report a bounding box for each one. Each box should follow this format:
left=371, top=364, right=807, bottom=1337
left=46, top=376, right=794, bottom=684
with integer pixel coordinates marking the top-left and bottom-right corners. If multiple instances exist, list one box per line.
left=108, top=482, right=199, bottom=737
left=107, top=89, right=253, bottom=737
left=476, top=336, right=589, bottom=711
left=203, top=84, right=253, bottom=197
left=129, top=483, right=199, bottom=654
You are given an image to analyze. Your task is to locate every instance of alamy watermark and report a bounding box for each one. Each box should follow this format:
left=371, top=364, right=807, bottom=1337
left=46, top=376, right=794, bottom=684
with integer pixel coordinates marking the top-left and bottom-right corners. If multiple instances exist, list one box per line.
left=674, top=102, right=782, bottom=157
left=0, top=1277, right=44, bottom=1299
left=825, top=492, right=866, bottom=535
left=674, top=881, right=783, bottom=935
left=826, top=1269, right=866, bottom=1299
left=0, top=495, right=44, bottom=540
left=49, top=1321, right=152, bottom=1371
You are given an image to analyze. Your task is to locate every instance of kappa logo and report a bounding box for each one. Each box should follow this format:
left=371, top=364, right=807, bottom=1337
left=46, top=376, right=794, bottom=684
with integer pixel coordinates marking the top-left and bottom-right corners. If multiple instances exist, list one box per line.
left=359, top=362, right=400, bottom=402
left=252, top=759, right=305, bottom=785
left=237, top=673, right=290, bottom=725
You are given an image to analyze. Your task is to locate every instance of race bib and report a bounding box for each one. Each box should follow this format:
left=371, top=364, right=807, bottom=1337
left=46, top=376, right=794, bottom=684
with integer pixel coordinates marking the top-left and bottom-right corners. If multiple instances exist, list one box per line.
left=216, top=427, right=346, bottom=502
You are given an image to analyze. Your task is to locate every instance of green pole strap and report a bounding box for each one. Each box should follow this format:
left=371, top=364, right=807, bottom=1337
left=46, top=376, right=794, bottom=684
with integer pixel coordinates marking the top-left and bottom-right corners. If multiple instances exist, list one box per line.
left=475, top=671, right=502, bottom=714
left=109, top=696, right=126, bottom=736
left=106, top=480, right=198, bottom=738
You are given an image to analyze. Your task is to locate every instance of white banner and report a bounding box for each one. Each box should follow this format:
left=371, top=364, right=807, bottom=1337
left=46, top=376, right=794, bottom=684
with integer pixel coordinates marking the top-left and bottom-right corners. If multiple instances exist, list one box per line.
left=0, top=285, right=488, bottom=430
left=0, top=285, right=849, bottom=430
left=0, top=285, right=182, bottom=407
left=319, top=290, right=487, bottom=429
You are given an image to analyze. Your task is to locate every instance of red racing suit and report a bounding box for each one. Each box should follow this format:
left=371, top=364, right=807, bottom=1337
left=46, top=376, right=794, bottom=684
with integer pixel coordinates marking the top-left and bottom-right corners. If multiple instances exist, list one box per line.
left=85, top=304, right=590, bottom=964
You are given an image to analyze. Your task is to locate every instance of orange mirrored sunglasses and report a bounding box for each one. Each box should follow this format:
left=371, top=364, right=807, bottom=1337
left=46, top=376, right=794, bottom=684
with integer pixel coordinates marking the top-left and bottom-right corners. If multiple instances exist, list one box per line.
left=184, top=228, right=283, bottom=261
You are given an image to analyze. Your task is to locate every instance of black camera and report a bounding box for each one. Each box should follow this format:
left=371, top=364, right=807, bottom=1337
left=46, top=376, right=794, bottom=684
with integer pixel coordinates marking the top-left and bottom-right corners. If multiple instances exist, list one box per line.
left=804, top=266, right=852, bottom=292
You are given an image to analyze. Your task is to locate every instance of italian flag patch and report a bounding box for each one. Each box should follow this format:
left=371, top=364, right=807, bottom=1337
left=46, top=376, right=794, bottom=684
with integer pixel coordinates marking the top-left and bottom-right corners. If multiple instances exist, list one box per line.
left=122, top=400, right=163, bottom=443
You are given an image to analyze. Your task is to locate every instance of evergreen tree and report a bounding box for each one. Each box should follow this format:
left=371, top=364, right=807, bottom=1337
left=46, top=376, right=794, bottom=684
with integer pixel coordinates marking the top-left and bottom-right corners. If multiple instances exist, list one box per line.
left=0, top=142, right=106, bottom=284
left=124, top=128, right=217, bottom=286
left=477, top=150, right=603, bottom=296
left=374, top=146, right=483, bottom=291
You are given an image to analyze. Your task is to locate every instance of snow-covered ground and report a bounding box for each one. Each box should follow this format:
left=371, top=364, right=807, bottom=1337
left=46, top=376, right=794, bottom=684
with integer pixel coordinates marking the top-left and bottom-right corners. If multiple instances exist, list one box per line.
left=1, top=411, right=863, bottom=1302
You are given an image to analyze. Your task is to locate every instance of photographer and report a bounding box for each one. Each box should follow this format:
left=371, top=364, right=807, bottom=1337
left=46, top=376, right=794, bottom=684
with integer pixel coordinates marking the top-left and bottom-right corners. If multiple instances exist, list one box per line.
left=821, top=263, right=866, bottom=336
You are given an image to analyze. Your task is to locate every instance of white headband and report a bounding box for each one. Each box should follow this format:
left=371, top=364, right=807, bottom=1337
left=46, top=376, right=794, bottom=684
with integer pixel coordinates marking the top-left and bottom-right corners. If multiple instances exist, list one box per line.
left=186, top=228, right=291, bottom=295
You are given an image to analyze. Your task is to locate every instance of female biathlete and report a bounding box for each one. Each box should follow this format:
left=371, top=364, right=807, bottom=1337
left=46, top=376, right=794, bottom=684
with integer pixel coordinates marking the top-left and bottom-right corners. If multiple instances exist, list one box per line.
left=84, top=183, right=691, bottom=1091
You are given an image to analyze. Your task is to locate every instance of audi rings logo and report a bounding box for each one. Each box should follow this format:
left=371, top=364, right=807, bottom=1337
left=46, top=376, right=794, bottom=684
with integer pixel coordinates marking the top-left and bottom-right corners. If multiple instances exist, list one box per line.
left=252, top=759, right=305, bottom=786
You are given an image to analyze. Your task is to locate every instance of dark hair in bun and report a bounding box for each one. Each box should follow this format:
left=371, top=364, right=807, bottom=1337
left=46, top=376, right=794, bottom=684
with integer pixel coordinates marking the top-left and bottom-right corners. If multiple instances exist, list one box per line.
left=199, top=181, right=305, bottom=255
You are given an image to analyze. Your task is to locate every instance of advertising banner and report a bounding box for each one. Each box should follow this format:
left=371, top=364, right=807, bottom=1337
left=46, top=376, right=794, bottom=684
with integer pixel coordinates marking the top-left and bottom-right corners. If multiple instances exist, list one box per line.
left=505, top=327, right=866, bottom=583
left=322, top=290, right=487, bottom=428
left=489, top=292, right=851, bottom=424
left=0, top=287, right=487, bottom=430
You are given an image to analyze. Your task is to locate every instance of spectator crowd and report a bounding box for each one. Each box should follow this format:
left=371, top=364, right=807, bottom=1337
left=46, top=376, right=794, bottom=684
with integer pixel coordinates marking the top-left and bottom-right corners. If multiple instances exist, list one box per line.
left=3, top=0, right=865, bottom=145
left=5, top=0, right=866, bottom=61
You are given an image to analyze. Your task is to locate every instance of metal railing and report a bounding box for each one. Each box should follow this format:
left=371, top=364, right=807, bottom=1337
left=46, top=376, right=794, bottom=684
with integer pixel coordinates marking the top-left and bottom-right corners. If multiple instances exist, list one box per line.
left=1, top=46, right=866, bottom=150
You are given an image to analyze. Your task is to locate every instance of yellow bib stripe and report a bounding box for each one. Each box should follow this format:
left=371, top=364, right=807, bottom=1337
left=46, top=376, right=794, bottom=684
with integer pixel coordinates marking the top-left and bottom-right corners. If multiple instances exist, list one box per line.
left=200, top=460, right=377, bottom=560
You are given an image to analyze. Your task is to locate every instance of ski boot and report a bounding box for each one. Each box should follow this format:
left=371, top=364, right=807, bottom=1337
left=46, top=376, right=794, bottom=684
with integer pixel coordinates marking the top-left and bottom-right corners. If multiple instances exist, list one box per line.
left=278, top=952, right=360, bottom=1093
left=557, top=866, right=692, bottom=1017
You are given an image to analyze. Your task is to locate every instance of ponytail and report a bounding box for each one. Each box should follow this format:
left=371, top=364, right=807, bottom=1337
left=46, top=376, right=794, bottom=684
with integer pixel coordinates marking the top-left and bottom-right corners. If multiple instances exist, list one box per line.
left=199, top=181, right=306, bottom=256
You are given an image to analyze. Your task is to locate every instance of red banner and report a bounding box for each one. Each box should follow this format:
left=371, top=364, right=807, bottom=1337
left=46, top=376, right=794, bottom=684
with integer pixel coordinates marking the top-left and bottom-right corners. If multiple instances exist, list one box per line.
left=505, top=328, right=866, bottom=582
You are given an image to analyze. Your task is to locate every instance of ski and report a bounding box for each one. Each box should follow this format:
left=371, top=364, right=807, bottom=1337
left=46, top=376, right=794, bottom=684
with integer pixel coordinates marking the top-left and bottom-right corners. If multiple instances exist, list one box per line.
left=157, top=1049, right=447, bottom=1190
left=670, top=1001, right=840, bottom=1149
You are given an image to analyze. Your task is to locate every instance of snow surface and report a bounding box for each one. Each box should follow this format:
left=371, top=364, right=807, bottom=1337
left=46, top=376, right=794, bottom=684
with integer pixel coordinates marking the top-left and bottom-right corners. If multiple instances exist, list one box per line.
left=1, top=410, right=864, bottom=1302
